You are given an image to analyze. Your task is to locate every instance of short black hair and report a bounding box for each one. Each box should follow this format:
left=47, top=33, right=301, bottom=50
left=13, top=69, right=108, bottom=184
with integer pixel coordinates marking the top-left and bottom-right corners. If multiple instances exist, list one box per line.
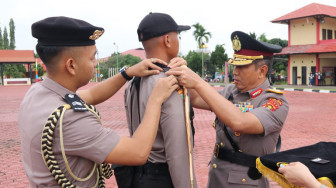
left=36, top=44, right=67, bottom=66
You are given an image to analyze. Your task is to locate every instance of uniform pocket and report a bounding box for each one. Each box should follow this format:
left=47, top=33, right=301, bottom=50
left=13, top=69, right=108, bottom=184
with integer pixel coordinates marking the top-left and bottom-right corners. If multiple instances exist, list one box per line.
left=228, top=170, right=259, bottom=186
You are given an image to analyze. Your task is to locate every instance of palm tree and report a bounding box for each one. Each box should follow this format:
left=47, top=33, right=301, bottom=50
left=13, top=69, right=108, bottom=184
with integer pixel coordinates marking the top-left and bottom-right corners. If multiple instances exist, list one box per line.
left=192, top=23, right=212, bottom=78
left=192, top=23, right=212, bottom=49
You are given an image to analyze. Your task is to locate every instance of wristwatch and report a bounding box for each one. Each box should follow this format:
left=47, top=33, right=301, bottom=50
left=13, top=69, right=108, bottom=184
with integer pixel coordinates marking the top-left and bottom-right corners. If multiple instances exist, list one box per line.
left=120, top=65, right=133, bottom=81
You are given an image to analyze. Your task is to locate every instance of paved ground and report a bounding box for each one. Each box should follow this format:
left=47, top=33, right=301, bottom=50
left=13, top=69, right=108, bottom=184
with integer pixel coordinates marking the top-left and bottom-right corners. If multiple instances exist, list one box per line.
left=0, top=83, right=335, bottom=187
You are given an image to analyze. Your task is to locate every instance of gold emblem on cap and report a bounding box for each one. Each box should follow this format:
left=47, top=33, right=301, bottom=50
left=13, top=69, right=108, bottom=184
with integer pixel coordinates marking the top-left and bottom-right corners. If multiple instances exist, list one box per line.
left=232, top=35, right=242, bottom=52
left=89, top=30, right=104, bottom=40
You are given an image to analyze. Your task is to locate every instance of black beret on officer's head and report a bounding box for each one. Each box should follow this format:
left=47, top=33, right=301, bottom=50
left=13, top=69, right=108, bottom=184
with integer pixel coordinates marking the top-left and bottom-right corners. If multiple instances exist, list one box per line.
left=228, top=31, right=282, bottom=66
left=137, top=12, right=190, bottom=42
left=32, top=16, right=104, bottom=46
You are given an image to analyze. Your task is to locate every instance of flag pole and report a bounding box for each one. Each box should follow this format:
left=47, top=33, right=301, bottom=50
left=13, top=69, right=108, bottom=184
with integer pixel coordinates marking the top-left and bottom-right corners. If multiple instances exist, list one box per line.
left=35, top=59, right=38, bottom=82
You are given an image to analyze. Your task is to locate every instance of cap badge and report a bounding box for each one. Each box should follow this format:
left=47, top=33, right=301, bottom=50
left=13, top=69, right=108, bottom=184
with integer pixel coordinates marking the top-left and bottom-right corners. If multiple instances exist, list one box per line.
left=89, top=30, right=104, bottom=40
left=232, top=35, right=241, bottom=52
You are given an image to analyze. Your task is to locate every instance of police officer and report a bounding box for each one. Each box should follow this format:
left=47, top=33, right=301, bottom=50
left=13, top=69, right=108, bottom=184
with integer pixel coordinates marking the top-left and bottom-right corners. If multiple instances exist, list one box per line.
left=119, top=12, right=197, bottom=188
left=18, top=16, right=179, bottom=187
left=167, top=31, right=289, bottom=187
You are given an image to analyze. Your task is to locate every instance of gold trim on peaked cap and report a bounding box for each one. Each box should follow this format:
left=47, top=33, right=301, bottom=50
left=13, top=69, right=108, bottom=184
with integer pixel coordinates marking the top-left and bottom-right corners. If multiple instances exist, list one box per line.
left=228, top=54, right=264, bottom=66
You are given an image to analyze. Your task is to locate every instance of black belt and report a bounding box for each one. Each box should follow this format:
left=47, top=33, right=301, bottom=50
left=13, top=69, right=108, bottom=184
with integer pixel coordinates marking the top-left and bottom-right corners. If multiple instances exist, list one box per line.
left=213, top=144, right=262, bottom=180
left=136, top=162, right=170, bottom=176
left=214, top=144, right=257, bottom=167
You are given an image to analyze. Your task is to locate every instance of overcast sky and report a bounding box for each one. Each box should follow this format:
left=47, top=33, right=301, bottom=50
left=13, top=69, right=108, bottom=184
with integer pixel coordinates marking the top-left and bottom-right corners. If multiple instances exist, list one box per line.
left=2, top=0, right=336, bottom=58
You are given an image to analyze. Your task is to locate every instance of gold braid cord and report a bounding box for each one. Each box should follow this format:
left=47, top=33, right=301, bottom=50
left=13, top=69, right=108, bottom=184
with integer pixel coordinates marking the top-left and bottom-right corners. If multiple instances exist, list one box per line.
left=41, top=103, right=112, bottom=188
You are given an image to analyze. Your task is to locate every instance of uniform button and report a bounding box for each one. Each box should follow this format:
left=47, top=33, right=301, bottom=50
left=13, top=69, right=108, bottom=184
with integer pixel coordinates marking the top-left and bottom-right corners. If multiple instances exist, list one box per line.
left=242, top=178, right=246, bottom=183
left=212, top=164, right=217, bottom=169
left=235, top=132, right=241, bottom=136
left=220, top=142, right=224, bottom=147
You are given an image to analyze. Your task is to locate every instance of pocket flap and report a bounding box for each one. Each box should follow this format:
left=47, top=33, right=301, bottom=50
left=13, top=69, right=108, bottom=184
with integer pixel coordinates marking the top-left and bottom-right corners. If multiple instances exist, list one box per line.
left=228, top=170, right=259, bottom=186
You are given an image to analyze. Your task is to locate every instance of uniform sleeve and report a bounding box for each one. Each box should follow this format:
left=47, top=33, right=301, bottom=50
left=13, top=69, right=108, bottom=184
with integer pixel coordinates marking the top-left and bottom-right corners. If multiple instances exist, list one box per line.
left=57, top=110, right=121, bottom=164
left=141, top=73, right=194, bottom=188
left=250, top=95, right=289, bottom=136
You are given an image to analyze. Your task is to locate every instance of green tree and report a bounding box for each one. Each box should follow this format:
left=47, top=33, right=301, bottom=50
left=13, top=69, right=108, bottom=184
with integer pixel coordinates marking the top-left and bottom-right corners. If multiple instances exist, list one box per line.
left=210, top=44, right=228, bottom=70
left=119, top=54, right=142, bottom=67
left=0, top=28, right=3, bottom=49
left=268, top=38, right=288, bottom=76
left=99, top=54, right=142, bottom=80
left=33, top=64, right=44, bottom=77
left=192, top=23, right=212, bottom=49
left=9, top=18, right=15, bottom=49
left=258, top=33, right=268, bottom=42
left=268, top=38, right=288, bottom=48
left=249, top=32, right=257, bottom=39
left=3, top=27, right=9, bottom=49
left=184, top=50, right=210, bottom=76
left=3, top=64, right=25, bottom=78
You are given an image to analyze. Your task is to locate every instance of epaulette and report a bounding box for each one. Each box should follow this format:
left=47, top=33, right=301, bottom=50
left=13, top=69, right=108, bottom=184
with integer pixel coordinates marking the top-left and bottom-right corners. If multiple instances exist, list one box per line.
left=64, top=94, right=88, bottom=112
left=266, top=88, right=285, bottom=95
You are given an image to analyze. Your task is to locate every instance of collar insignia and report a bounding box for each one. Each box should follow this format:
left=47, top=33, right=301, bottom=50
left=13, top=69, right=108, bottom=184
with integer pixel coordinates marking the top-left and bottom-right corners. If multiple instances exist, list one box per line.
left=89, top=30, right=104, bottom=40
left=251, top=88, right=263, bottom=99
left=232, top=35, right=242, bottom=52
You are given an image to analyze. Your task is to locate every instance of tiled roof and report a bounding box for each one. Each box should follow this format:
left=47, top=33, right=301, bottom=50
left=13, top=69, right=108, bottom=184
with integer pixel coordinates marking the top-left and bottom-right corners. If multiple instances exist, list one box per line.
left=276, top=42, right=336, bottom=55
left=121, top=48, right=146, bottom=60
left=272, top=3, right=336, bottom=23
left=0, top=50, right=35, bottom=63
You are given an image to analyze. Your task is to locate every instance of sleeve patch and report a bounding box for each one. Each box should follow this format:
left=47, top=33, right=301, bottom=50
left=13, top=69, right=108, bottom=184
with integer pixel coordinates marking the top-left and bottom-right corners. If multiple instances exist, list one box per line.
left=262, top=98, right=283, bottom=111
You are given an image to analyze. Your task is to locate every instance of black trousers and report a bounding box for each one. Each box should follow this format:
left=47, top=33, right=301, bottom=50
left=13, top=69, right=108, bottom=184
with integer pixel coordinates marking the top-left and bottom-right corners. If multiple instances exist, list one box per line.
left=114, top=163, right=174, bottom=188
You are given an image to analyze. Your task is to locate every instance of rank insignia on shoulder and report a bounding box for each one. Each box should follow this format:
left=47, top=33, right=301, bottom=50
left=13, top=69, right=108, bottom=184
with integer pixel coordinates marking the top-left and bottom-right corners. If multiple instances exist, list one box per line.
left=64, top=94, right=88, bottom=112
left=266, top=88, right=285, bottom=94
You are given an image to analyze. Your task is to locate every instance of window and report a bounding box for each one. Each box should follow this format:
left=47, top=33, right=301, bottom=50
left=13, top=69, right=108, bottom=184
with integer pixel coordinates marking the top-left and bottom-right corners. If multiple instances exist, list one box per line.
left=327, top=29, right=332, bottom=39
left=322, top=29, right=327, bottom=40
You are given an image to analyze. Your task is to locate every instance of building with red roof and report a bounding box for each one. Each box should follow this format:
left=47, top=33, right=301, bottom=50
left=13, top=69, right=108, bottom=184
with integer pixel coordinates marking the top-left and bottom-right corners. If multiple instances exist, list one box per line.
left=0, top=50, right=36, bottom=85
left=272, top=3, right=336, bottom=85
left=97, top=48, right=146, bottom=63
left=121, top=48, right=146, bottom=60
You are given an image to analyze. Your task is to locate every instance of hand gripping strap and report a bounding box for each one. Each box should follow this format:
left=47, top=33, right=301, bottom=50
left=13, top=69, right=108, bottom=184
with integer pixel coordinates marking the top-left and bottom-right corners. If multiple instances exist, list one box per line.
left=41, top=103, right=112, bottom=188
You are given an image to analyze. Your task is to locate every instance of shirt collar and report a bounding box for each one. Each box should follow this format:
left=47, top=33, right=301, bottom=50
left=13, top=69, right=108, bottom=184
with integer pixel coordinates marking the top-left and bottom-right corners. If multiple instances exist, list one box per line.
left=248, top=79, right=270, bottom=99
left=41, top=77, right=75, bottom=99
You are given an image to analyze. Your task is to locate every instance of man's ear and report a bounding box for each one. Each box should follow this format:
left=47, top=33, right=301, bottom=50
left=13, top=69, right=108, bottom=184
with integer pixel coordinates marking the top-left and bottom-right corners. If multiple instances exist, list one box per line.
left=163, top=34, right=171, bottom=48
left=259, top=64, right=268, bottom=78
left=64, top=58, right=78, bottom=76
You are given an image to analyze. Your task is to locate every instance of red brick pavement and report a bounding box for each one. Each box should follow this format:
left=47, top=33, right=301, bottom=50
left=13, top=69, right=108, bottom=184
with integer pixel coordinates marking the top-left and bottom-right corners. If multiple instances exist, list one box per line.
left=0, top=83, right=335, bottom=187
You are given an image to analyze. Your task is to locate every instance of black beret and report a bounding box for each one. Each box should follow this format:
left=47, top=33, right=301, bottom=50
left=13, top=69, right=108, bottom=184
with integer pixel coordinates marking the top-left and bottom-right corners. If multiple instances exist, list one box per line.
left=32, top=16, right=104, bottom=46
left=137, top=12, right=190, bottom=42
left=257, top=142, right=336, bottom=187
left=228, top=31, right=282, bottom=66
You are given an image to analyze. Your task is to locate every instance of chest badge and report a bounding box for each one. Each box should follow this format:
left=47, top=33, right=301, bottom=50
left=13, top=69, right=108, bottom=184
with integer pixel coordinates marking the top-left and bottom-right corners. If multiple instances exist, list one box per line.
left=235, top=102, right=254, bottom=113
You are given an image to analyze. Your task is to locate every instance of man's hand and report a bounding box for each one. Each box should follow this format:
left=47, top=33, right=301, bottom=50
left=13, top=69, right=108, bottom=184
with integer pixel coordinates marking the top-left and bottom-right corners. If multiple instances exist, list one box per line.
left=151, top=75, right=179, bottom=104
left=168, top=57, right=188, bottom=68
left=278, top=162, right=322, bottom=188
left=127, top=58, right=167, bottom=77
left=166, top=66, right=203, bottom=89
